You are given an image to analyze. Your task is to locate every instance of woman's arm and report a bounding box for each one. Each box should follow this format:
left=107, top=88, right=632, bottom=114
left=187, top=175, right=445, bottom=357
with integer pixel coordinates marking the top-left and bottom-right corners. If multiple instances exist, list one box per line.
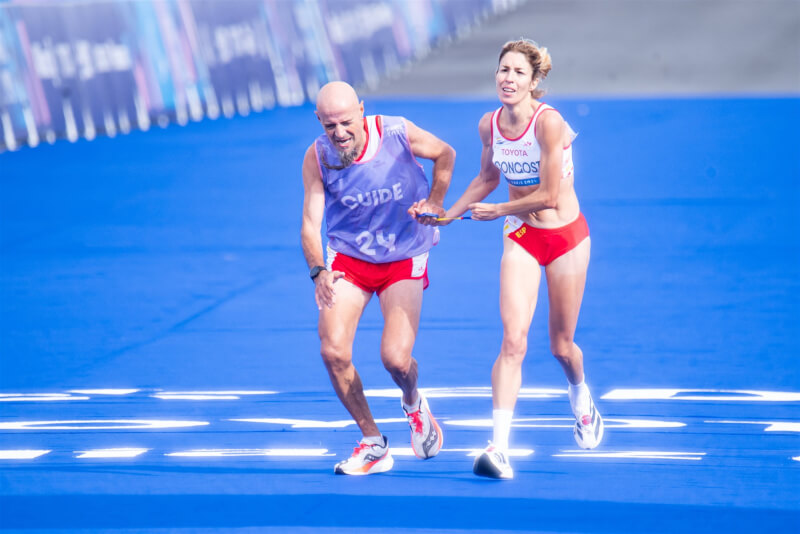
left=470, top=110, right=563, bottom=220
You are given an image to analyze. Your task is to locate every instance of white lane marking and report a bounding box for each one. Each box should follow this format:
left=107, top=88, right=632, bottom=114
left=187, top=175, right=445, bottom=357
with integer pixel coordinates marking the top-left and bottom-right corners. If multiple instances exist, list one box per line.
left=602, top=389, right=800, bottom=402
left=0, top=420, right=209, bottom=430
left=445, top=417, right=685, bottom=429
left=166, top=448, right=333, bottom=457
left=154, top=394, right=240, bottom=400
left=0, top=394, right=90, bottom=402
left=76, top=448, right=149, bottom=458
left=364, top=387, right=565, bottom=399
left=154, top=390, right=277, bottom=400
left=705, top=420, right=800, bottom=432
left=69, top=389, right=139, bottom=395
left=554, top=450, right=705, bottom=461
left=230, top=417, right=406, bottom=428
left=0, top=450, right=50, bottom=459
left=390, top=447, right=534, bottom=457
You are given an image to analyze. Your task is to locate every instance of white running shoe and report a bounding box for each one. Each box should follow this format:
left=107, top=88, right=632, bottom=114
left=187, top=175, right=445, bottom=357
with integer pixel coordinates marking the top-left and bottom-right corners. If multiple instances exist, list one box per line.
left=573, top=395, right=604, bottom=449
left=334, top=436, right=394, bottom=475
left=403, top=394, right=443, bottom=459
left=472, top=442, right=513, bottom=479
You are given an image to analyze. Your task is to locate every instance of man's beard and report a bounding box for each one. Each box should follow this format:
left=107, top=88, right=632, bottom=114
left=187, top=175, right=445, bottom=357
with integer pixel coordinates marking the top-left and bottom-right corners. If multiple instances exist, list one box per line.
left=321, top=145, right=359, bottom=170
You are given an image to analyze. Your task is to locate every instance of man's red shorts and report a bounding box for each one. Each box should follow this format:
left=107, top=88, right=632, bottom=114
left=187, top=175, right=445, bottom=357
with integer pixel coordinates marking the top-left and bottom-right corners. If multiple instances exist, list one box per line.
left=503, top=213, right=589, bottom=266
left=326, top=246, right=429, bottom=295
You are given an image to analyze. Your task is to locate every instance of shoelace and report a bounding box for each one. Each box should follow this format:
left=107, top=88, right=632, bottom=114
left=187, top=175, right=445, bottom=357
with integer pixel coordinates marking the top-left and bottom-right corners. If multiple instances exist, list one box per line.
left=407, top=409, right=424, bottom=433
left=351, top=442, right=371, bottom=457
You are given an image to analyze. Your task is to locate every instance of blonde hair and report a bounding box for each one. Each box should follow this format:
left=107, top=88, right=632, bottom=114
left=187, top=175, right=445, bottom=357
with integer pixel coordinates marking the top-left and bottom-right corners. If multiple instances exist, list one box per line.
left=498, top=39, right=552, bottom=98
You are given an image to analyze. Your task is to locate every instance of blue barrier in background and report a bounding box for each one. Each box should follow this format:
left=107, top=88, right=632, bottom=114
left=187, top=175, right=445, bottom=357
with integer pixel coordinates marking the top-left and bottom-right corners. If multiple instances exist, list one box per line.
left=0, top=0, right=523, bottom=151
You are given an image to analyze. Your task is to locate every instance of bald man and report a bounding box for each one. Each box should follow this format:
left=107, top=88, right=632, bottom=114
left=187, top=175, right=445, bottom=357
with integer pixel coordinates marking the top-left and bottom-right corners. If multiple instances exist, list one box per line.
left=301, top=81, right=455, bottom=475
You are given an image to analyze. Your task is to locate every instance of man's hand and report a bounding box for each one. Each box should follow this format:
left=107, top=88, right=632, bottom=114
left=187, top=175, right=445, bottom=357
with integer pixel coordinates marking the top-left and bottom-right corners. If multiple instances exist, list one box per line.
left=408, top=198, right=446, bottom=226
left=467, top=202, right=502, bottom=221
left=315, top=270, right=346, bottom=310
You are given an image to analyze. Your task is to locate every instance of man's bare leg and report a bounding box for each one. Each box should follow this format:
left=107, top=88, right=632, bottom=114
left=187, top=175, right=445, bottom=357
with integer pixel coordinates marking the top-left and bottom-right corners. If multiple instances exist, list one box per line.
left=318, top=279, right=378, bottom=437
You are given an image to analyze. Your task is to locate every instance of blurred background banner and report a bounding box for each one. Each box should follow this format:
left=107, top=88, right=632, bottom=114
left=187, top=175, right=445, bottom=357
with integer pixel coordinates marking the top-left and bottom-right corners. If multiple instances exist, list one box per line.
left=0, top=0, right=523, bottom=151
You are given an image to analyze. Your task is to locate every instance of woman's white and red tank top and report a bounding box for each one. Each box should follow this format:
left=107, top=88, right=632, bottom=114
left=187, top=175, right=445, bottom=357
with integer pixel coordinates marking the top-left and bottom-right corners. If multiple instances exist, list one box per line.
left=491, top=103, right=577, bottom=187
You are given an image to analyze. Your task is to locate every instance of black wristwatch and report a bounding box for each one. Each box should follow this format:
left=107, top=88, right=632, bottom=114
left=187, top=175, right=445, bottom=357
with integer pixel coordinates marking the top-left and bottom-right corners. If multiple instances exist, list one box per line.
left=309, top=265, right=327, bottom=281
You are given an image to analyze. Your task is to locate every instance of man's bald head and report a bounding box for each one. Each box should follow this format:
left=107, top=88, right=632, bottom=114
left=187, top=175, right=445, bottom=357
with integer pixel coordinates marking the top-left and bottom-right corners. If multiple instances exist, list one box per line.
left=316, top=81, right=360, bottom=115
left=314, top=81, right=366, bottom=169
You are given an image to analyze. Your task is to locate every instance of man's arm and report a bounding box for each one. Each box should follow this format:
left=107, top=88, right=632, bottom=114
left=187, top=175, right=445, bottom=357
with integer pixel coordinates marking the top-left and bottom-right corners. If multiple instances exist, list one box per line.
left=301, top=143, right=326, bottom=270
left=301, top=143, right=343, bottom=309
left=404, top=118, right=455, bottom=221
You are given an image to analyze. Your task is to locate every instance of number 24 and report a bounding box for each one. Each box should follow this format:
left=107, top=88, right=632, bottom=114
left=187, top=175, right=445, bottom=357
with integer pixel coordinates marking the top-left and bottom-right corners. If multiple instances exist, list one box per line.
left=355, top=230, right=396, bottom=256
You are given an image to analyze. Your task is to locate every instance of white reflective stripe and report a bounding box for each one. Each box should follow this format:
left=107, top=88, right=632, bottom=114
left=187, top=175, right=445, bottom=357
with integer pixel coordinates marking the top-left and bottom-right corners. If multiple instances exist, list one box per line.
left=0, top=450, right=50, bottom=459
left=154, top=391, right=276, bottom=400
left=411, top=251, right=428, bottom=277
left=390, top=447, right=534, bottom=457
left=0, top=420, right=209, bottom=430
left=445, top=417, right=685, bottom=429
left=156, top=390, right=276, bottom=395
left=167, top=449, right=333, bottom=457
left=554, top=450, right=704, bottom=461
left=364, top=386, right=564, bottom=399
left=69, top=389, right=139, bottom=395
left=602, top=388, right=800, bottom=402
left=443, top=418, right=493, bottom=427
left=76, top=448, right=149, bottom=458
left=705, top=420, right=800, bottom=432
left=768, top=423, right=800, bottom=432
left=0, top=394, right=90, bottom=402
left=154, top=395, right=239, bottom=400
left=230, top=417, right=406, bottom=428
left=469, top=448, right=534, bottom=458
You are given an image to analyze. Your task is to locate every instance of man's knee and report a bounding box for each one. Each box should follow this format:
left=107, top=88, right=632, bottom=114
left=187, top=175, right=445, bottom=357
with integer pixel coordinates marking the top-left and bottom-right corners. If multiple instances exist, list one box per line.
left=381, top=346, right=413, bottom=375
left=320, top=340, right=352, bottom=371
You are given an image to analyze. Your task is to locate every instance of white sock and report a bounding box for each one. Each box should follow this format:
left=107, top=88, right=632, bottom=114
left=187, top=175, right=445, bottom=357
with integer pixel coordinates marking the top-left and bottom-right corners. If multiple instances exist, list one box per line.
left=362, top=435, right=384, bottom=446
left=568, top=379, right=591, bottom=419
left=492, top=409, right=513, bottom=451
left=402, top=392, right=421, bottom=413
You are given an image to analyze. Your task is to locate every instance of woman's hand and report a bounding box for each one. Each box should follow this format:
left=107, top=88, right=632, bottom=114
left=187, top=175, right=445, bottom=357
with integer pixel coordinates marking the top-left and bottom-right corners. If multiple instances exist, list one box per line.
left=467, top=202, right=502, bottom=221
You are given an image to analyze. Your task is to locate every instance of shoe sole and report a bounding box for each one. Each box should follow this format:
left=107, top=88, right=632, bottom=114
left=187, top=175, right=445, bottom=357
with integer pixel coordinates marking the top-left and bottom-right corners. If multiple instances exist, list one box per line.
left=472, top=453, right=513, bottom=480
left=334, top=453, right=394, bottom=475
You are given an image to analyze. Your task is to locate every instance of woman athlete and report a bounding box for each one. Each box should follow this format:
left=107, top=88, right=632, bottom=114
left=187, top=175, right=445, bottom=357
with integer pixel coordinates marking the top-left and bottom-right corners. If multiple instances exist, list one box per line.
left=412, top=39, right=604, bottom=479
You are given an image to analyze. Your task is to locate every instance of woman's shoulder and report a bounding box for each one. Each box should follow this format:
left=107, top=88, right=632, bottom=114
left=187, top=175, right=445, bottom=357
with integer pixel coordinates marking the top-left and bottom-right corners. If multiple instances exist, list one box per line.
left=534, top=103, right=566, bottom=140
left=477, top=111, right=496, bottom=144
left=478, top=109, right=496, bottom=132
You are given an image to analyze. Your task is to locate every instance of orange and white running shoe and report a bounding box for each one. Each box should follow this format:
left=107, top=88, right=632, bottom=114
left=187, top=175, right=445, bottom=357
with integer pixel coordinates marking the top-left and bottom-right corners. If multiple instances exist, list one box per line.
left=403, top=394, right=443, bottom=459
left=333, top=436, right=394, bottom=475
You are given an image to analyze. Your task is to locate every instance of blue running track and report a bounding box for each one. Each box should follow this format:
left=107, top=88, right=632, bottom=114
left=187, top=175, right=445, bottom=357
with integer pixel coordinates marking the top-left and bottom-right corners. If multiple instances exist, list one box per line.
left=1, top=97, right=799, bottom=532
